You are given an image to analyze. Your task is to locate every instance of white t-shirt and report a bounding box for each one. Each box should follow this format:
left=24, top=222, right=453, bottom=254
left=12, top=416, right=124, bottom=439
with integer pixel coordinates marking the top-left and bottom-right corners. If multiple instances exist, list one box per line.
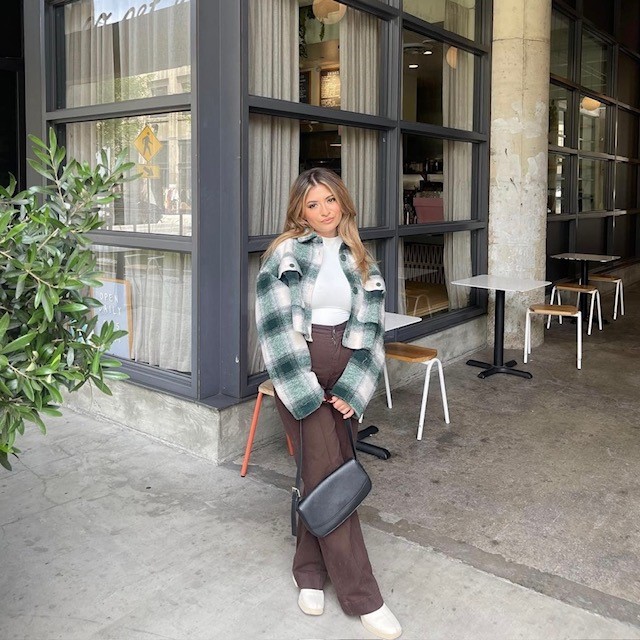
left=311, top=235, right=351, bottom=326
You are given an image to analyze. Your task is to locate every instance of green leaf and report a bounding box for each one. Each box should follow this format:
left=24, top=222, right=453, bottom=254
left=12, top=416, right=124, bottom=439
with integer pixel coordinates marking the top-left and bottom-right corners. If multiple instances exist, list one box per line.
left=91, top=376, right=112, bottom=395
left=0, top=313, right=10, bottom=341
left=1, top=332, right=37, bottom=355
left=58, top=302, right=89, bottom=313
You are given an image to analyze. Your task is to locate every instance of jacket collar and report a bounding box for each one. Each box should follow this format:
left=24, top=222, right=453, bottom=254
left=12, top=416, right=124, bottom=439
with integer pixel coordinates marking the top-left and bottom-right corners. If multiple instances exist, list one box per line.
left=297, top=231, right=318, bottom=243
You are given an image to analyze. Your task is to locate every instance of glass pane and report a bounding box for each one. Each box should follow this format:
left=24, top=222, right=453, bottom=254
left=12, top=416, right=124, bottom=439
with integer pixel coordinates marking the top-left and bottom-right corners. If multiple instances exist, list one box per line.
left=578, top=158, right=607, bottom=212
left=249, top=114, right=381, bottom=235
left=0, top=71, right=19, bottom=187
left=548, top=154, right=568, bottom=214
left=581, top=31, right=608, bottom=94
left=249, top=0, right=381, bottom=115
left=618, top=53, right=640, bottom=109
left=548, top=84, right=568, bottom=146
left=59, top=0, right=191, bottom=108
left=617, top=109, right=639, bottom=160
left=583, top=0, right=613, bottom=34
left=402, top=29, right=475, bottom=130
left=401, top=135, right=473, bottom=224
left=403, top=0, right=476, bottom=40
left=93, top=246, right=191, bottom=373
left=398, top=232, right=472, bottom=317
left=66, top=112, right=192, bottom=236
left=620, top=0, right=640, bottom=52
left=579, top=95, right=606, bottom=153
left=550, top=11, right=570, bottom=79
left=615, top=163, right=638, bottom=210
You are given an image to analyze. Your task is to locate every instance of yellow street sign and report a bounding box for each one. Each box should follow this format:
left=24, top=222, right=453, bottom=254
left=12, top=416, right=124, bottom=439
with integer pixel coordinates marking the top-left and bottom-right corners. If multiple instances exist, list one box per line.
left=134, top=125, right=162, bottom=162
left=136, top=164, right=161, bottom=179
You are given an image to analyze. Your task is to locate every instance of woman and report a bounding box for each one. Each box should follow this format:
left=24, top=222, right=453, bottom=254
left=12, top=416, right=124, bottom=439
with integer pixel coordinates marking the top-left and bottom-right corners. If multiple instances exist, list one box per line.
left=255, top=168, right=402, bottom=640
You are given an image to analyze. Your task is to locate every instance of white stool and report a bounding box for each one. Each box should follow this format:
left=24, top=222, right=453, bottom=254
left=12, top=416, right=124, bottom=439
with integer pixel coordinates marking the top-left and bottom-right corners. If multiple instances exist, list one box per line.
left=589, top=274, right=624, bottom=320
left=383, top=343, right=450, bottom=441
left=548, top=283, right=602, bottom=335
left=525, top=304, right=582, bottom=369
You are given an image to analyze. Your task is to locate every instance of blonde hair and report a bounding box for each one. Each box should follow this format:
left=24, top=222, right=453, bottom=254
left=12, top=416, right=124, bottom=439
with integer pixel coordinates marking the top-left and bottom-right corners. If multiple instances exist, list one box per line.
left=263, top=168, right=374, bottom=282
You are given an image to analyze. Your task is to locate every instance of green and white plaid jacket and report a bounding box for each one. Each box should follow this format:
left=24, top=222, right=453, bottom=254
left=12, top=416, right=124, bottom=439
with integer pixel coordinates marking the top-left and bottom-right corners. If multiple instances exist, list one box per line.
left=255, top=232, right=386, bottom=420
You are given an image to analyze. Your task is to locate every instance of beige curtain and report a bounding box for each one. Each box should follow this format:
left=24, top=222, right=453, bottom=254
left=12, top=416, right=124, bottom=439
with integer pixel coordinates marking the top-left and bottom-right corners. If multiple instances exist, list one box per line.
left=248, top=0, right=299, bottom=374
left=442, top=1, right=473, bottom=309
left=340, top=8, right=378, bottom=227
left=64, top=2, right=192, bottom=372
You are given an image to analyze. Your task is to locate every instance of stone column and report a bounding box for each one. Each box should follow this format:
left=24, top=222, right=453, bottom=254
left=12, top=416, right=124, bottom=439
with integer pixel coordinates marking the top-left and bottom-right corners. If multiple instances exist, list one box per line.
left=489, top=0, right=552, bottom=349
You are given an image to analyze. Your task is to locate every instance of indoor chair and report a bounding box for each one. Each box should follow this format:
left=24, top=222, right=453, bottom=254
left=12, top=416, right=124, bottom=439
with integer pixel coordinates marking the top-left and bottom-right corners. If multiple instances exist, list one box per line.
left=525, top=303, right=582, bottom=369
left=382, top=342, right=450, bottom=441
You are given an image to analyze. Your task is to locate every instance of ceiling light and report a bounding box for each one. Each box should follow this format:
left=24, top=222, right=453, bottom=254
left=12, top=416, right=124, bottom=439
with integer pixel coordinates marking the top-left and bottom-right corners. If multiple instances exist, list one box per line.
left=312, top=0, right=347, bottom=25
left=445, top=46, right=458, bottom=69
left=581, top=96, right=602, bottom=111
left=423, top=50, right=433, bottom=55
left=408, top=63, right=419, bottom=69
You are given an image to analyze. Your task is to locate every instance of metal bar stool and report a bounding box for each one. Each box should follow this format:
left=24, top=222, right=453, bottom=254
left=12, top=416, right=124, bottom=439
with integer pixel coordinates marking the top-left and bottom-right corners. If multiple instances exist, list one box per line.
left=240, top=379, right=294, bottom=477
left=589, top=274, right=625, bottom=320
left=525, top=303, right=582, bottom=369
left=548, top=283, right=602, bottom=335
left=383, top=342, right=450, bottom=441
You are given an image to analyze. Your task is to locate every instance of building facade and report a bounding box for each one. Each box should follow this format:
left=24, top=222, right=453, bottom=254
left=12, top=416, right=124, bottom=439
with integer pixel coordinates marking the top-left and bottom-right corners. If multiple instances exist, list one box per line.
left=10, top=0, right=640, bottom=461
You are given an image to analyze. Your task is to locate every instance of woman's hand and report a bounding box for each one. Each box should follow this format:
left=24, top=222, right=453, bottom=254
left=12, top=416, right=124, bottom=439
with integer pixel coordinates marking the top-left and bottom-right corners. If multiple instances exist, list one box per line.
left=327, top=395, right=355, bottom=419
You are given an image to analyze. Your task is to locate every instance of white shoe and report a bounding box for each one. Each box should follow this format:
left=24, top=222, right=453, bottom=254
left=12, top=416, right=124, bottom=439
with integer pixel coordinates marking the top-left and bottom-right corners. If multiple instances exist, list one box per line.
left=361, top=603, right=402, bottom=639
left=293, top=574, right=324, bottom=616
left=298, top=588, right=324, bottom=616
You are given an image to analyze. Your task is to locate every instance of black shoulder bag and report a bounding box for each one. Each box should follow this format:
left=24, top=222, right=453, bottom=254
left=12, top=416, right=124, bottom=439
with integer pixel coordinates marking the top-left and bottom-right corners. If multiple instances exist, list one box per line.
left=291, top=416, right=371, bottom=538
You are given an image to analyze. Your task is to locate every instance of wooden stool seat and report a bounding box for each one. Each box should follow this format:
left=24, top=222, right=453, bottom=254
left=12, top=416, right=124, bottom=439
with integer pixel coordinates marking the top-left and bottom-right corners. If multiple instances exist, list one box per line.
left=549, top=282, right=602, bottom=335
left=382, top=342, right=449, bottom=441
left=530, top=303, right=579, bottom=316
left=587, top=274, right=625, bottom=320
left=385, top=343, right=438, bottom=363
left=240, top=378, right=293, bottom=477
left=525, top=304, right=582, bottom=369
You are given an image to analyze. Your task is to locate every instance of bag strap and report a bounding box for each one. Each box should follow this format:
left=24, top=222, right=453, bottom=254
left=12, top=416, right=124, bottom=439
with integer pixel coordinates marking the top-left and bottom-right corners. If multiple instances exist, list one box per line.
left=290, top=411, right=357, bottom=536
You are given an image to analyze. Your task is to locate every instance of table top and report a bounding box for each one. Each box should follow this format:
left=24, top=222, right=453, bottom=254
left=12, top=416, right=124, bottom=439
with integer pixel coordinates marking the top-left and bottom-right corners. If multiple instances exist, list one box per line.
left=384, top=311, right=422, bottom=331
left=551, top=252, right=620, bottom=263
left=451, top=274, right=551, bottom=293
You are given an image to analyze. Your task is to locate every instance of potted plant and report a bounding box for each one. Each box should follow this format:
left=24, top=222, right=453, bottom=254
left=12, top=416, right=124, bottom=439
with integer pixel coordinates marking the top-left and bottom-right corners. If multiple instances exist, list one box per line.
left=0, top=129, right=135, bottom=470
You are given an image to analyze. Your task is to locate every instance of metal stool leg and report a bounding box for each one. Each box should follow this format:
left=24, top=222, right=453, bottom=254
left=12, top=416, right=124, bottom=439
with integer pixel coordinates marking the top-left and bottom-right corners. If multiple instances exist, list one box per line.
left=383, top=360, right=393, bottom=409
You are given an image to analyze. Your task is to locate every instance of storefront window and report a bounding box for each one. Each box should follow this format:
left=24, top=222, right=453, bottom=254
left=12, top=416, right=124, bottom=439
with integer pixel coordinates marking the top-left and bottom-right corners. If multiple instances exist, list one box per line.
left=578, top=158, right=607, bottom=212
left=548, top=154, right=568, bottom=214
left=248, top=114, right=382, bottom=236
left=548, top=84, right=568, bottom=147
left=403, top=0, right=476, bottom=40
left=57, top=0, right=191, bottom=108
left=578, top=95, right=606, bottom=153
left=249, top=0, right=381, bottom=116
left=615, top=163, right=638, bottom=211
left=398, top=233, right=472, bottom=318
left=401, top=135, right=472, bottom=224
left=550, top=11, right=570, bottom=79
left=617, top=110, right=640, bottom=160
left=402, top=29, right=475, bottom=131
left=93, top=246, right=192, bottom=373
left=581, top=31, right=608, bottom=95
left=618, top=53, right=640, bottom=109
left=66, top=113, right=192, bottom=236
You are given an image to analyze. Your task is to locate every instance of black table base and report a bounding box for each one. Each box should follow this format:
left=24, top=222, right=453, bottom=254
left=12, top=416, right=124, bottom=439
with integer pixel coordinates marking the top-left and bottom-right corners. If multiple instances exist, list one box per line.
left=466, top=358, right=532, bottom=379
left=356, top=425, right=391, bottom=459
left=465, top=288, right=532, bottom=380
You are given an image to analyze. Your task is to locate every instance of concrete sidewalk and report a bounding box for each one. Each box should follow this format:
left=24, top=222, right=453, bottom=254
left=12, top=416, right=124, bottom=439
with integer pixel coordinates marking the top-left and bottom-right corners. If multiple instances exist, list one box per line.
left=2, top=409, right=639, bottom=640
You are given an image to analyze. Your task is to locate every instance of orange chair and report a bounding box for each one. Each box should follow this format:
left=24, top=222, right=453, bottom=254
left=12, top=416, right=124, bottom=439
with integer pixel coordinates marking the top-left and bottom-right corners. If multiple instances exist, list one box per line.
left=240, top=379, right=294, bottom=477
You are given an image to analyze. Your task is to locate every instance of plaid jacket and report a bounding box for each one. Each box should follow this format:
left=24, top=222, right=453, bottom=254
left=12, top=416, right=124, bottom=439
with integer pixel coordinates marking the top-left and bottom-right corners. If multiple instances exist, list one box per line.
left=255, top=232, right=386, bottom=420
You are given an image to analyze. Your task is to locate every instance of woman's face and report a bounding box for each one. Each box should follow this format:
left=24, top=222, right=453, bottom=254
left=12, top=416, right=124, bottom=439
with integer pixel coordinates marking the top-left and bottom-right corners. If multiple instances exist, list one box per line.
left=302, top=183, right=343, bottom=238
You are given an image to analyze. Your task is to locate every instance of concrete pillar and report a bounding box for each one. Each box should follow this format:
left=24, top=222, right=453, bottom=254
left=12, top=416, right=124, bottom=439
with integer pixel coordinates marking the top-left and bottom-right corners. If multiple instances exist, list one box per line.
left=489, top=0, right=552, bottom=349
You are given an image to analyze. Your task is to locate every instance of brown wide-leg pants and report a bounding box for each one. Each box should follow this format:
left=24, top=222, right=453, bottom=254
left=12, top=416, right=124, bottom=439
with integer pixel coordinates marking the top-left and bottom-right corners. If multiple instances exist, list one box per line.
left=274, top=322, right=383, bottom=617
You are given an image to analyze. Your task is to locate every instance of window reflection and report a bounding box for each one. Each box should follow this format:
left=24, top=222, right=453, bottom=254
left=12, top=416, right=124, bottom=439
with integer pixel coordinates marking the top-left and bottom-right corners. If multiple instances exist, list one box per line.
left=581, top=31, right=608, bottom=94
left=93, top=246, right=191, bottom=373
left=550, top=11, right=570, bottom=78
left=403, top=0, right=476, bottom=40
left=578, top=158, right=607, bottom=211
left=579, top=95, right=606, bottom=153
left=398, top=233, right=472, bottom=318
left=67, top=113, right=192, bottom=236
left=547, top=154, right=567, bottom=214
left=59, top=0, right=191, bottom=108
left=401, top=135, right=472, bottom=224
left=249, top=0, right=380, bottom=115
left=548, top=84, right=568, bottom=146
left=402, top=29, right=474, bottom=130
left=249, top=114, right=381, bottom=236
